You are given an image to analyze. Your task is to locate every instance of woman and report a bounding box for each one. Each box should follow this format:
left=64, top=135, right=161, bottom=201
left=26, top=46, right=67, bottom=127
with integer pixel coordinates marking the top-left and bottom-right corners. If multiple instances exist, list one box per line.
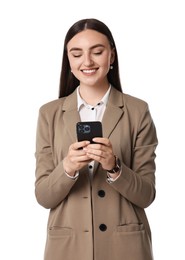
left=35, top=18, right=158, bottom=260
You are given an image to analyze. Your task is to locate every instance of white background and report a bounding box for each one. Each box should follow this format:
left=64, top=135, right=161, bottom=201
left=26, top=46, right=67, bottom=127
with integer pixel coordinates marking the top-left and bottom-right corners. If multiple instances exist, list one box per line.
left=0, top=0, right=184, bottom=259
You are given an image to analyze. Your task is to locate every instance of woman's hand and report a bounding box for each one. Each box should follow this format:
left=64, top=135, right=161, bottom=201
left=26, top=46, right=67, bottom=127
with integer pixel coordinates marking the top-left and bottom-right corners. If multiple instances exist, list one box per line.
left=63, top=140, right=92, bottom=176
left=83, top=138, right=116, bottom=171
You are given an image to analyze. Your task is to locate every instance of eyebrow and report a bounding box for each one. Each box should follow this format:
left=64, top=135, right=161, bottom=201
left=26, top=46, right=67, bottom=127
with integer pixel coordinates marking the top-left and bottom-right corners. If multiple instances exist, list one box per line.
left=69, top=44, right=105, bottom=52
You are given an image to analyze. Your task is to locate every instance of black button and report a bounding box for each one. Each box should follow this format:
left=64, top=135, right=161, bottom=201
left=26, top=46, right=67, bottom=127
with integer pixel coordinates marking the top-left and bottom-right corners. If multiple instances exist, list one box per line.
left=98, top=190, right=105, bottom=197
left=99, top=224, right=107, bottom=232
left=89, top=165, right=93, bottom=169
left=91, top=107, right=94, bottom=110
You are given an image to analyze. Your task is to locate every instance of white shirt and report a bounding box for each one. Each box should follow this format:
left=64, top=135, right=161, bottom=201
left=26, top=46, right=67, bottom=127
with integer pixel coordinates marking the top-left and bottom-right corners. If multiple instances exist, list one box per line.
left=77, top=86, right=111, bottom=122
left=77, top=86, right=111, bottom=179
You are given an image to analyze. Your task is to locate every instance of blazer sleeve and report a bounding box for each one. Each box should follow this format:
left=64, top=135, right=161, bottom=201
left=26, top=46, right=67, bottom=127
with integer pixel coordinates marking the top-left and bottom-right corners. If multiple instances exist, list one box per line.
left=34, top=105, right=77, bottom=209
left=109, top=104, right=158, bottom=209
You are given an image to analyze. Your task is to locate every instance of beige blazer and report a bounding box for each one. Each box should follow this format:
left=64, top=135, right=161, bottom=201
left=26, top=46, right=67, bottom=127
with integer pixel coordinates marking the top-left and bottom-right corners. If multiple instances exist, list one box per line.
left=35, top=87, right=158, bottom=260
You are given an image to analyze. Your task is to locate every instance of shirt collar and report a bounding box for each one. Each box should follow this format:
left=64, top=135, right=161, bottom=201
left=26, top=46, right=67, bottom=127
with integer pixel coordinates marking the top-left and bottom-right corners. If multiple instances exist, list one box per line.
left=77, top=85, right=111, bottom=111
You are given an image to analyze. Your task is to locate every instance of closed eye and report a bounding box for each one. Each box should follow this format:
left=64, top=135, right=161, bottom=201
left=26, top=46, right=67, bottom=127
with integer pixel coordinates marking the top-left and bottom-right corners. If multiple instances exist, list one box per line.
left=72, top=54, right=82, bottom=58
left=93, top=51, right=103, bottom=55
left=70, top=50, right=82, bottom=58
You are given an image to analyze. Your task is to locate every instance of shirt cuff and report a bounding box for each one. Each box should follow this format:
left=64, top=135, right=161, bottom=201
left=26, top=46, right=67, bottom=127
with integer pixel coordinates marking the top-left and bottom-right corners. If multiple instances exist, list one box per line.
left=65, top=170, right=79, bottom=180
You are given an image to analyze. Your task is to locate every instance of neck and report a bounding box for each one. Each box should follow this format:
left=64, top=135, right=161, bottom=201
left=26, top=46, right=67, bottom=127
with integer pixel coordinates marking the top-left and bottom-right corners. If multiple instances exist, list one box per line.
left=79, top=83, right=109, bottom=106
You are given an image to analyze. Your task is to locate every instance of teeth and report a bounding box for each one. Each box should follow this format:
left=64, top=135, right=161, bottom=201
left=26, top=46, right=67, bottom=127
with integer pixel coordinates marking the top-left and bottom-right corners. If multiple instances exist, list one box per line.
left=83, top=69, right=96, bottom=73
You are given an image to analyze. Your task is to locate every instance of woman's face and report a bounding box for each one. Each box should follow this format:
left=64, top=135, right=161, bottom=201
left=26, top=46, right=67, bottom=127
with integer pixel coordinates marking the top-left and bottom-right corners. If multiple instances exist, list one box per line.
left=67, top=29, right=115, bottom=88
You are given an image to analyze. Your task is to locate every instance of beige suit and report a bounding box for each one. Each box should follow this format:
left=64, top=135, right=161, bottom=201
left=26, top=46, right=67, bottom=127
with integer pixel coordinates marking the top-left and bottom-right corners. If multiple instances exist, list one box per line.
left=35, top=87, right=158, bottom=260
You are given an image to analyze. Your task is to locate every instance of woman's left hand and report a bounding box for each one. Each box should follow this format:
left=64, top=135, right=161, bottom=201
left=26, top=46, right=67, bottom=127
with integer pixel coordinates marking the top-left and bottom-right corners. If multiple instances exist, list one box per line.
left=83, top=137, right=115, bottom=171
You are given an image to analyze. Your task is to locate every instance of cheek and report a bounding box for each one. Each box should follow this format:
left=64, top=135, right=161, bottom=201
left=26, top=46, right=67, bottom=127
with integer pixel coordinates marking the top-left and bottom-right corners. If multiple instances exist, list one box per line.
left=100, top=59, right=111, bottom=71
left=68, top=58, right=81, bottom=70
left=100, top=53, right=112, bottom=66
left=68, top=60, right=81, bottom=78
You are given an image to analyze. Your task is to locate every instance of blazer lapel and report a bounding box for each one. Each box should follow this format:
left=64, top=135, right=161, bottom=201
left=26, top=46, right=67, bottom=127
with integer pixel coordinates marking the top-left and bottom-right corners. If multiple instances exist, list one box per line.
left=93, top=87, right=125, bottom=174
left=63, top=89, right=81, bottom=143
left=103, top=87, right=124, bottom=139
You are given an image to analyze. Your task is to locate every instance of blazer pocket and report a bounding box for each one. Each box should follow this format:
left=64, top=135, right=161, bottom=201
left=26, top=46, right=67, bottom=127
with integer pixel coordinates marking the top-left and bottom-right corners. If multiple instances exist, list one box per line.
left=116, top=223, right=144, bottom=233
left=48, top=226, right=73, bottom=238
left=110, top=223, right=153, bottom=260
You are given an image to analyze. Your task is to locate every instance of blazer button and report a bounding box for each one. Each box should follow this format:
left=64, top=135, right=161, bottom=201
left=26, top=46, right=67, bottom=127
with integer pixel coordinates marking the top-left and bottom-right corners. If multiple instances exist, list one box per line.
left=99, top=224, right=107, bottom=232
left=98, top=190, right=105, bottom=197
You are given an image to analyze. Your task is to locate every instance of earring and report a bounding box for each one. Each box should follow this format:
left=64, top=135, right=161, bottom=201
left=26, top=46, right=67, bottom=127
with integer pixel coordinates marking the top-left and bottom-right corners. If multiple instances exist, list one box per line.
left=110, top=65, right=113, bottom=70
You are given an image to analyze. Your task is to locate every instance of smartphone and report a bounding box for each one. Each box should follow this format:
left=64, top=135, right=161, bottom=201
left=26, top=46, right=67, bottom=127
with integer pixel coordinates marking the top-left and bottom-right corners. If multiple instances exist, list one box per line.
left=76, top=121, right=103, bottom=143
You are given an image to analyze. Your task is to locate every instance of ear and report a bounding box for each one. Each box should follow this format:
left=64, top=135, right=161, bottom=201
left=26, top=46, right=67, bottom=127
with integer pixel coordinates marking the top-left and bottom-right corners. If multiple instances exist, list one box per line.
left=110, top=48, right=115, bottom=64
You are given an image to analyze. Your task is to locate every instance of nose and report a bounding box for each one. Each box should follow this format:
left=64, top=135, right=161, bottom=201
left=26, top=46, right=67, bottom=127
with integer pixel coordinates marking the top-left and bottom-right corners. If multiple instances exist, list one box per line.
left=83, top=53, right=94, bottom=67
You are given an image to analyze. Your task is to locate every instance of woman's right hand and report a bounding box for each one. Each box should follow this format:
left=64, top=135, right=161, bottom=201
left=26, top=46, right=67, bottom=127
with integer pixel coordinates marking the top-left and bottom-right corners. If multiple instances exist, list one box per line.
left=63, top=141, right=92, bottom=177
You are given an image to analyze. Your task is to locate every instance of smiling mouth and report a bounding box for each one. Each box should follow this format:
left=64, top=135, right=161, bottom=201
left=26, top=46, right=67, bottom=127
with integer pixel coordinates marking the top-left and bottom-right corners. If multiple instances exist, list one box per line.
left=81, top=69, right=97, bottom=75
